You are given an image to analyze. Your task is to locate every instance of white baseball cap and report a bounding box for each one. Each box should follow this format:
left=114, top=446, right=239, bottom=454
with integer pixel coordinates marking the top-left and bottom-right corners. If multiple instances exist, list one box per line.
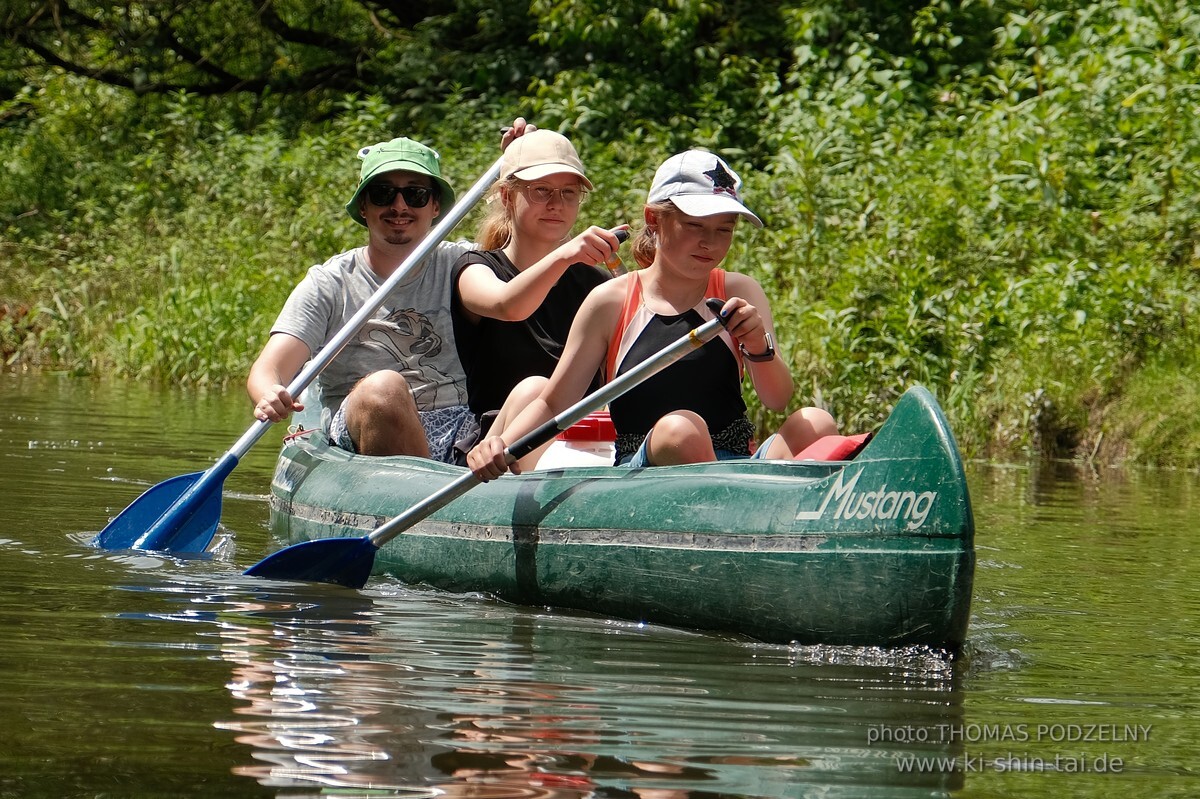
left=647, top=150, right=762, bottom=228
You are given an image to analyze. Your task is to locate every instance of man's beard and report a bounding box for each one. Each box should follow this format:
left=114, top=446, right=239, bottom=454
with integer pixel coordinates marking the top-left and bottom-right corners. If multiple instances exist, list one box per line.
left=381, top=213, right=420, bottom=245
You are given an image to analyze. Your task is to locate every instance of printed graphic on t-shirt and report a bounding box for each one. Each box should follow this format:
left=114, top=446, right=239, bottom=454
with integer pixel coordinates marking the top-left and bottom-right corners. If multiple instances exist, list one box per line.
left=355, top=307, right=466, bottom=408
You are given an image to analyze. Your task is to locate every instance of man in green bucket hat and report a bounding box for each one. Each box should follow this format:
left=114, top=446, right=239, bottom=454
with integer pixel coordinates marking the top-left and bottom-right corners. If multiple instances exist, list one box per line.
left=344, top=137, right=458, bottom=226
left=247, top=119, right=534, bottom=463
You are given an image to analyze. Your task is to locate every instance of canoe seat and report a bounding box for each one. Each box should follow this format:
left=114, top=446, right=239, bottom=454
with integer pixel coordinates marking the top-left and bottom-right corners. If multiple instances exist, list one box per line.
left=793, top=432, right=872, bottom=461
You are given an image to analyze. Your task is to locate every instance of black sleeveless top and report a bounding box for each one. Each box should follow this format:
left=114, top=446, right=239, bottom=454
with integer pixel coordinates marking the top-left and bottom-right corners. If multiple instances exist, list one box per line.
left=451, top=249, right=609, bottom=419
left=608, top=305, right=750, bottom=460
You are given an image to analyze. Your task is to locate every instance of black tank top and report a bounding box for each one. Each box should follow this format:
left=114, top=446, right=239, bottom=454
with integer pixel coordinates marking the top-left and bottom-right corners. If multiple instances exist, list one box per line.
left=608, top=305, right=748, bottom=459
left=451, top=249, right=608, bottom=419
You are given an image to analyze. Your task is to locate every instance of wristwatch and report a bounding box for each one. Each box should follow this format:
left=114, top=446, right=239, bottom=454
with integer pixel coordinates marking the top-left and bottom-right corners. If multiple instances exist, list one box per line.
left=739, top=333, right=775, bottom=362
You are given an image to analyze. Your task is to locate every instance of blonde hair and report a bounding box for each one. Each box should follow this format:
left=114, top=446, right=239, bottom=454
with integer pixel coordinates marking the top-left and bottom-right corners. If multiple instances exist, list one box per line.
left=476, top=176, right=590, bottom=251
left=476, top=177, right=520, bottom=250
left=631, top=201, right=678, bottom=268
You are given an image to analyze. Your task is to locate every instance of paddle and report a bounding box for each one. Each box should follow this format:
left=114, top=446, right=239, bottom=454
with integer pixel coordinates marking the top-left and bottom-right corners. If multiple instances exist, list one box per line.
left=243, top=299, right=732, bottom=589
left=93, top=155, right=506, bottom=554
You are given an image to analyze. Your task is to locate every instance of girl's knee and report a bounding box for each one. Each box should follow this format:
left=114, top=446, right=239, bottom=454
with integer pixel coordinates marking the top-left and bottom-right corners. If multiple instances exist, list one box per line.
left=493, top=376, right=549, bottom=435
left=507, top=376, right=548, bottom=406
left=654, top=410, right=707, bottom=441
left=776, top=406, right=838, bottom=456
left=803, top=407, right=838, bottom=438
left=648, top=411, right=713, bottom=464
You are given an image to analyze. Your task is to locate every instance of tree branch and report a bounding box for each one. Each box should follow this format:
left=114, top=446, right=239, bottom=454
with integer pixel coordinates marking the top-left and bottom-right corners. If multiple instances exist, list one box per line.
left=158, top=24, right=245, bottom=85
left=17, top=34, right=139, bottom=90
left=256, top=0, right=357, bottom=56
left=5, top=0, right=392, bottom=98
left=357, top=0, right=451, bottom=32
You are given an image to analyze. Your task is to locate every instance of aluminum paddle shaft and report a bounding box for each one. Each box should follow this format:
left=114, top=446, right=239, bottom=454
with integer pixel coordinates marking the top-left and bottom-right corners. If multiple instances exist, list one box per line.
left=243, top=303, right=730, bottom=588
left=94, top=156, right=504, bottom=553
left=367, top=308, right=725, bottom=550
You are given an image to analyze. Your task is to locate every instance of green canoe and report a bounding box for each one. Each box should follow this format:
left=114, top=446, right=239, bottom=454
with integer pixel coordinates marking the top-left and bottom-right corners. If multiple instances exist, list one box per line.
left=267, top=385, right=974, bottom=650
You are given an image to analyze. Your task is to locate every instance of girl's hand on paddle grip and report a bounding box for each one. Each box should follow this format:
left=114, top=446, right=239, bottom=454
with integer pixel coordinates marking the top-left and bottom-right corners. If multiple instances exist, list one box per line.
left=500, top=118, right=537, bottom=151
left=468, top=434, right=519, bottom=482
left=555, top=226, right=628, bottom=271
left=716, top=298, right=770, bottom=355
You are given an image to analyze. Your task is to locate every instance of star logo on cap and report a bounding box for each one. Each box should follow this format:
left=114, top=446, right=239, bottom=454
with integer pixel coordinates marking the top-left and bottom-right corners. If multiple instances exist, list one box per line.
left=703, top=162, right=738, bottom=197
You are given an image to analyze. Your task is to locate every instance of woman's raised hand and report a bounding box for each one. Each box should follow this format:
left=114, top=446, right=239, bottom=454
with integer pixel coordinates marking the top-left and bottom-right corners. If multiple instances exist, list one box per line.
left=555, top=225, right=629, bottom=269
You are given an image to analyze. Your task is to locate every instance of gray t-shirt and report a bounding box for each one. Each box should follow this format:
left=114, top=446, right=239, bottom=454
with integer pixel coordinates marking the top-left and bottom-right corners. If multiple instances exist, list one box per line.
left=271, top=242, right=473, bottom=428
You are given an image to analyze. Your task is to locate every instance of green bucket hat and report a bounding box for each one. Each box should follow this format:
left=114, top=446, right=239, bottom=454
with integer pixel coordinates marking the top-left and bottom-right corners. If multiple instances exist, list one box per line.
left=345, top=137, right=457, bottom=226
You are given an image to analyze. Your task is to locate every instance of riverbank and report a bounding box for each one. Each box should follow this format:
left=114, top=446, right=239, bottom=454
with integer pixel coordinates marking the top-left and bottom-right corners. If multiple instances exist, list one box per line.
left=4, top=111, right=1196, bottom=467
left=4, top=4, right=1198, bottom=467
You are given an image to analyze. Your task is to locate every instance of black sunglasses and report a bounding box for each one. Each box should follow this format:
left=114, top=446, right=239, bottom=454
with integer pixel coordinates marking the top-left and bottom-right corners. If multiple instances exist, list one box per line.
left=365, top=183, right=434, bottom=208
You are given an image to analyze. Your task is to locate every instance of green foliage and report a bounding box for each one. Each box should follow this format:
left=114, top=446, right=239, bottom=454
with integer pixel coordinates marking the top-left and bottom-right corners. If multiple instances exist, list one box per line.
left=2, top=0, right=1200, bottom=466
left=1102, top=360, right=1200, bottom=466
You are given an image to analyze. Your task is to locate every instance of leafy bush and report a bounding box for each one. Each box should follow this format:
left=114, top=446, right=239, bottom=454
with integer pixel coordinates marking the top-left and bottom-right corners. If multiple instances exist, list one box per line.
left=2, top=0, right=1200, bottom=465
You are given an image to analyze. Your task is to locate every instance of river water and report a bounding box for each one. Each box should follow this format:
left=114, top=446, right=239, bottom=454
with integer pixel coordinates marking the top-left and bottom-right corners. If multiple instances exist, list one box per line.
left=1, top=371, right=1196, bottom=798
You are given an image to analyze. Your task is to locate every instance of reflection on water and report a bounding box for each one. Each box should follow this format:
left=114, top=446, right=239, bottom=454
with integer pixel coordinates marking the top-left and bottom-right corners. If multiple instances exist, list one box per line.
left=181, top=579, right=966, bottom=798
left=4, top=373, right=1200, bottom=797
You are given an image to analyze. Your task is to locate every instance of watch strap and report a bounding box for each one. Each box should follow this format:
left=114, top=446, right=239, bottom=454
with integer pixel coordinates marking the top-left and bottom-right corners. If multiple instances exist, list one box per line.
left=739, top=332, right=775, bottom=362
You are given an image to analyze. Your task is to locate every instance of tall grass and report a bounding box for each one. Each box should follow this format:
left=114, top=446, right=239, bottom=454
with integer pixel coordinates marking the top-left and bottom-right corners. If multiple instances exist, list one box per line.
left=2, top=2, right=1199, bottom=466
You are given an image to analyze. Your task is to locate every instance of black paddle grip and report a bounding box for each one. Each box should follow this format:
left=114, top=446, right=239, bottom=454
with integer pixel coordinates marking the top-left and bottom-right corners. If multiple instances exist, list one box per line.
left=705, top=297, right=731, bottom=324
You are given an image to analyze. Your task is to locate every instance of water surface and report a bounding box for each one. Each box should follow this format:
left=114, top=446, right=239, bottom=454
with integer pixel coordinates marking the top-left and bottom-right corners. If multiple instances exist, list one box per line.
left=1, top=372, right=1196, bottom=797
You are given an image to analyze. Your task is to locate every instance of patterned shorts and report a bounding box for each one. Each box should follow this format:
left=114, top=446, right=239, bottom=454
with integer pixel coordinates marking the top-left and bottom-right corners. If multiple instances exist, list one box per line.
left=329, top=402, right=478, bottom=465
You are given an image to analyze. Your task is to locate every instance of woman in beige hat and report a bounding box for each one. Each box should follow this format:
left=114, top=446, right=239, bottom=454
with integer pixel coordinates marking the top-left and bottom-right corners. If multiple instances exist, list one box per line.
left=466, top=149, right=839, bottom=480
left=451, top=129, right=625, bottom=468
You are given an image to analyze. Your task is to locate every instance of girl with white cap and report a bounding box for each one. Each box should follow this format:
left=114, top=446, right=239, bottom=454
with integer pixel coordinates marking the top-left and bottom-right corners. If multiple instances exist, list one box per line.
left=451, top=129, right=626, bottom=468
left=467, top=149, right=838, bottom=480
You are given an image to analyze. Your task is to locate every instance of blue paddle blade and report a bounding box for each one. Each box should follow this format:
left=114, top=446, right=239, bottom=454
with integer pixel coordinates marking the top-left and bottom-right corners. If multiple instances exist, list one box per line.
left=92, top=471, right=219, bottom=551
left=92, top=453, right=238, bottom=553
left=243, top=537, right=379, bottom=589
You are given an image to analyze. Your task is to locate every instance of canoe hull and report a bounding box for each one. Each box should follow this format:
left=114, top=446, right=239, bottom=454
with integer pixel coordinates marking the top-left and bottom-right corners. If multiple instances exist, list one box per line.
left=268, top=386, right=975, bottom=649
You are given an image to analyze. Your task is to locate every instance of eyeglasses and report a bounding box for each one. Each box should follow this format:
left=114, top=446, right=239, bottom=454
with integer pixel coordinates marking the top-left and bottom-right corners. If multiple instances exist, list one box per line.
left=365, top=183, right=434, bottom=208
left=521, top=184, right=585, bottom=206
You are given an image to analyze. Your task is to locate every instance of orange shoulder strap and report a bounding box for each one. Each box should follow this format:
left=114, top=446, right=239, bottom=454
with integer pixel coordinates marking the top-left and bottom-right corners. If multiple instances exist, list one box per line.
left=604, top=274, right=643, bottom=382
